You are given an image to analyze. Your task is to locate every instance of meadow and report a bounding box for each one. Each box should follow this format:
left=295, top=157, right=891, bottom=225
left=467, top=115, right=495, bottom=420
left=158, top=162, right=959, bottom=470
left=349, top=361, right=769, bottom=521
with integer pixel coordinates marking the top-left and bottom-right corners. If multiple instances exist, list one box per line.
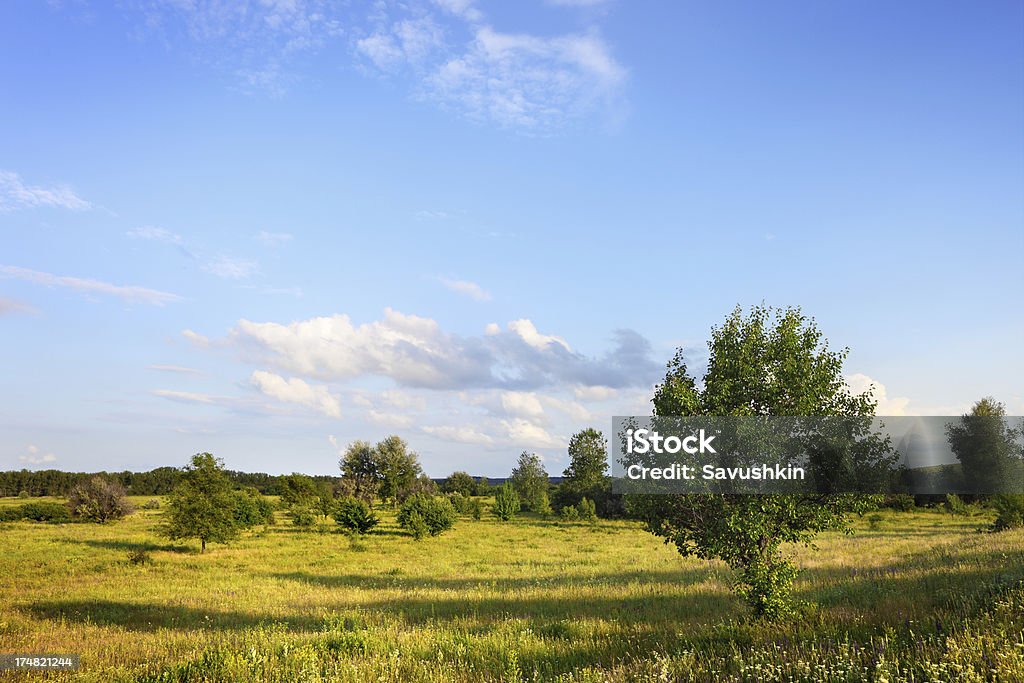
left=1, top=497, right=1022, bottom=682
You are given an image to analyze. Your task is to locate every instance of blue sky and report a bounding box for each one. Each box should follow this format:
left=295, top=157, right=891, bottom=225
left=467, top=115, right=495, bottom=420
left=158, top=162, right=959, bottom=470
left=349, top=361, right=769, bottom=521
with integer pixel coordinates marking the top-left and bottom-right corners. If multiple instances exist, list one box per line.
left=2, top=0, right=1022, bottom=477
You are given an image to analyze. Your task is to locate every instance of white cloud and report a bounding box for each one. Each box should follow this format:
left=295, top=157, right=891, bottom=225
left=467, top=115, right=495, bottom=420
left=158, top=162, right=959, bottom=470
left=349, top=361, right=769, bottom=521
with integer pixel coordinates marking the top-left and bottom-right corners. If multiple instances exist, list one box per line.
left=439, top=277, right=491, bottom=301
left=18, top=444, right=57, bottom=466
left=845, top=373, right=912, bottom=416
left=0, top=265, right=181, bottom=306
left=182, top=329, right=210, bottom=347
left=422, top=424, right=495, bottom=446
left=203, top=256, right=258, bottom=280
left=432, top=0, right=483, bottom=22
left=148, top=364, right=202, bottom=374
left=573, top=384, right=617, bottom=401
left=255, top=231, right=294, bottom=247
left=0, top=170, right=91, bottom=212
left=152, top=389, right=218, bottom=404
left=367, top=410, right=414, bottom=428
left=501, top=391, right=546, bottom=419
left=221, top=308, right=658, bottom=390
left=251, top=369, right=342, bottom=418
left=500, top=418, right=564, bottom=449
left=127, top=225, right=183, bottom=245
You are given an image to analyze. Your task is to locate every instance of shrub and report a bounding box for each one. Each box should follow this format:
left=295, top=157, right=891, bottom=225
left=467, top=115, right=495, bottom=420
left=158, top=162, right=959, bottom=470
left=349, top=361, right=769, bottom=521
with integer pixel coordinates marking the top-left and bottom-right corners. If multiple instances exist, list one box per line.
left=333, top=498, right=379, bottom=535
left=141, top=499, right=161, bottom=510
left=867, top=513, right=884, bottom=530
left=290, top=507, right=317, bottom=527
left=18, top=490, right=30, bottom=499
left=578, top=497, right=597, bottom=522
left=397, top=495, right=456, bottom=539
left=233, top=489, right=276, bottom=529
left=493, top=483, right=520, bottom=521
left=446, top=492, right=470, bottom=515
left=127, top=548, right=153, bottom=566
left=19, top=502, right=72, bottom=523
left=467, top=497, right=484, bottom=520
left=886, top=494, right=916, bottom=512
left=560, top=505, right=579, bottom=521
left=992, top=494, right=1024, bottom=532
left=944, top=493, right=969, bottom=516
left=68, top=476, right=133, bottom=523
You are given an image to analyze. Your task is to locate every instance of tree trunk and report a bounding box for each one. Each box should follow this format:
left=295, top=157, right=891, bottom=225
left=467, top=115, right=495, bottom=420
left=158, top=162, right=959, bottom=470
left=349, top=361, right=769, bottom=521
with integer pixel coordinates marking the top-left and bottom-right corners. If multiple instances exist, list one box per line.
left=201, top=538, right=206, bottom=553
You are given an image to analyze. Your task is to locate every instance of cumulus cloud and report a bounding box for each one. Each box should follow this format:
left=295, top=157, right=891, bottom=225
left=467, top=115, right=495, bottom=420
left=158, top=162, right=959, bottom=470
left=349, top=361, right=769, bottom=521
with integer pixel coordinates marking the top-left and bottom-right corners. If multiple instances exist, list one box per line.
left=846, top=373, right=912, bottom=416
left=0, top=170, right=91, bottom=212
left=182, top=329, right=210, bottom=347
left=439, top=277, right=491, bottom=301
left=18, top=444, right=57, bottom=466
left=0, top=265, right=181, bottom=306
left=250, top=370, right=342, bottom=418
left=573, top=384, right=617, bottom=401
left=422, top=424, right=495, bottom=446
left=218, top=308, right=658, bottom=391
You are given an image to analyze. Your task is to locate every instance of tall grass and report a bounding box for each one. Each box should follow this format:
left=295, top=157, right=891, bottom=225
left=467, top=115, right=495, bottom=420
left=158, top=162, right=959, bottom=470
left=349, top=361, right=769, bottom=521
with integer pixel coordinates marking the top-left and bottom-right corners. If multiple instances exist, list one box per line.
left=0, top=498, right=1021, bottom=681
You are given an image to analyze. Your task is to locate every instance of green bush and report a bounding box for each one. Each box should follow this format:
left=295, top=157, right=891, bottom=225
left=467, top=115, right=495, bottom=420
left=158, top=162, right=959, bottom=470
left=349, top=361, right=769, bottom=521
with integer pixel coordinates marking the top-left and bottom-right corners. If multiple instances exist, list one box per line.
left=867, top=513, right=884, bottom=530
left=127, top=548, right=153, bottom=565
left=290, top=507, right=317, bottom=528
left=560, top=505, right=579, bottom=521
left=10, top=502, right=72, bottom=523
left=446, top=492, right=470, bottom=514
left=886, top=494, right=916, bottom=512
left=578, top=497, right=597, bottom=522
left=397, top=495, right=456, bottom=539
left=944, top=493, right=969, bottom=516
left=18, top=490, right=30, bottom=499
left=68, top=476, right=133, bottom=523
left=141, top=499, right=161, bottom=510
left=333, top=498, right=379, bottom=534
left=992, top=494, right=1024, bottom=532
left=467, top=497, right=483, bottom=520
left=493, top=483, right=520, bottom=521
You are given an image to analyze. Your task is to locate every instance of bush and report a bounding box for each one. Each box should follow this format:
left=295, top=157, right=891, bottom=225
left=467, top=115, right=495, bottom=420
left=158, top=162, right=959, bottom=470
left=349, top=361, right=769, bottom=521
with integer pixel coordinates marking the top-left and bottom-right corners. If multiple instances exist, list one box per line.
left=397, top=495, right=456, bottom=539
left=467, top=497, right=483, bottom=520
left=493, top=483, right=520, bottom=521
left=885, top=494, right=916, bottom=512
left=560, top=505, right=579, bottom=521
left=18, top=490, right=30, bottom=499
left=992, top=494, right=1024, bottom=532
left=233, top=489, right=276, bottom=529
left=867, top=513, right=884, bottom=530
left=944, top=493, right=969, bottom=516
left=141, top=499, right=161, bottom=510
left=333, top=498, right=379, bottom=535
left=68, top=476, right=133, bottom=523
left=127, top=548, right=153, bottom=565
left=446, top=492, right=470, bottom=514
left=14, top=502, right=72, bottom=523
left=578, top=497, right=597, bottom=522
left=290, top=507, right=317, bottom=527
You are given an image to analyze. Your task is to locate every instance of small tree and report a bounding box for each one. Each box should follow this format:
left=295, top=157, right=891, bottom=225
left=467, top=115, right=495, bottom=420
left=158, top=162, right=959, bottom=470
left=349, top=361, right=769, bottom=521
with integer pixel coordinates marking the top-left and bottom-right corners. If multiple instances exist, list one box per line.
left=333, top=497, right=379, bottom=534
left=397, top=495, right=456, bottom=539
left=947, top=398, right=1021, bottom=495
left=442, top=471, right=476, bottom=497
left=992, top=494, right=1024, bottom=531
left=578, top=497, right=597, bottom=523
left=510, top=452, right=550, bottom=513
left=338, top=440, right=380, bottom=503
left=232, top=488, right=275, bottom=528
left=68, top=476, right=134, bottom=523
left=163, top=453, right=238, bottom=552
left=279, top=473, right=319, bottom=509
left=493, top=482, right=520, bottom=521
left=557, top=429, right=610, bottom=514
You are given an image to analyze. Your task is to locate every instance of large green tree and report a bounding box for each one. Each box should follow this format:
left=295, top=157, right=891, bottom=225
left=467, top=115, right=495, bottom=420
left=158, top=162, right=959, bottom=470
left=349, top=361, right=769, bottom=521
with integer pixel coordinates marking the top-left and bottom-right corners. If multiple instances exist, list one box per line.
left=629, top=304, right=883, bottom=620
left=556, top=428, right=610, bottom=513
left=946, top=397, right=1022, bottom=495
left=163, top=453, right=239, bottom=552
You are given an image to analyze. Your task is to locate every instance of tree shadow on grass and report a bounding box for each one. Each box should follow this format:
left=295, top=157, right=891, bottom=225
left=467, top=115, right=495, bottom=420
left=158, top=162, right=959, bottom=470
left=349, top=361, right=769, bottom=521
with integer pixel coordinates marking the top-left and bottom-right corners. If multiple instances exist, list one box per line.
left=17, top=600, right=322, bottom=633
left=61, top=538, right=193, bottom=553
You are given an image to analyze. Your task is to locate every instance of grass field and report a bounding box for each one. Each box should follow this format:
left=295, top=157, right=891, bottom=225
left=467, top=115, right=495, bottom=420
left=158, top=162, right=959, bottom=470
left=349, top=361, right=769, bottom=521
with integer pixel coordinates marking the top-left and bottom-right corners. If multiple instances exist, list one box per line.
left=1, top=497, right=1022, bottom=682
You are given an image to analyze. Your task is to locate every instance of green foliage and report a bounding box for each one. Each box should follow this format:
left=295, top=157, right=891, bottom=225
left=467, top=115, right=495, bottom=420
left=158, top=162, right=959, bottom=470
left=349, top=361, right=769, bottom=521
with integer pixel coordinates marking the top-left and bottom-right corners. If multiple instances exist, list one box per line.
left=290, top=507, right=317, bottom=527
left=886, top=494, right=916, bottom=512
left=333, top=497, right=379, bottom=534
left=127, top=548, right=153, bottom=566
left=578, top=497, right=597, bottom=523
left=68, top=476, right=134, bottom=523
left=946, top=398, right=1022, bottom=495
left=557, top=429, right=611, bottom=516
left=442, top=471, right=476, bottom=497
left=867, top=513, right=884, bottom=530
left=510, top=452, right=550, bottom=513
left=338, top=436, right=429, bottom=505
left=279, top=474, right=319, bottom=509
left=0, top=502, right=71, bottom=523
left=446, top=492, right=469, bottom=514
left=141, top=498, right=161, bottom=510
left=492, top=482, right=521, bottom=521
left=467, top=497, right=483, bottom=520
left=163, top=453, right=239, bottom=552
left=560, top=504, right=579, bottom=521
left=634, top=304, right=883, bottom=620
left=944, top=494, right=969, bottom=516
left=337, top=440, right=380, bottom=503
left=18, top=490, right=29, bottom=499
left=397, top=495, right=457, bottom=539
left=991, top=494, right=1024, bottom=531
left=232, top=488, right=275, bottom=529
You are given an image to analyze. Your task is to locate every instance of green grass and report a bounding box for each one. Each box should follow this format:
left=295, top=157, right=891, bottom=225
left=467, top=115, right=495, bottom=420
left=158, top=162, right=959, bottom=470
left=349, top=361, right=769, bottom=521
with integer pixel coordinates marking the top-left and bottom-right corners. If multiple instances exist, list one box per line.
left=1, top=497, right=1022, bottom=681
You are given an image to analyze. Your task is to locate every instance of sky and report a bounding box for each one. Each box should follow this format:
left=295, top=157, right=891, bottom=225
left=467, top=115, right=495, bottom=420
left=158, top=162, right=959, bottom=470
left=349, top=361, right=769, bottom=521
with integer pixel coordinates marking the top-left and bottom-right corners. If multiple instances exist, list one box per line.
left=1, top=0, right=1022, bottom=477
